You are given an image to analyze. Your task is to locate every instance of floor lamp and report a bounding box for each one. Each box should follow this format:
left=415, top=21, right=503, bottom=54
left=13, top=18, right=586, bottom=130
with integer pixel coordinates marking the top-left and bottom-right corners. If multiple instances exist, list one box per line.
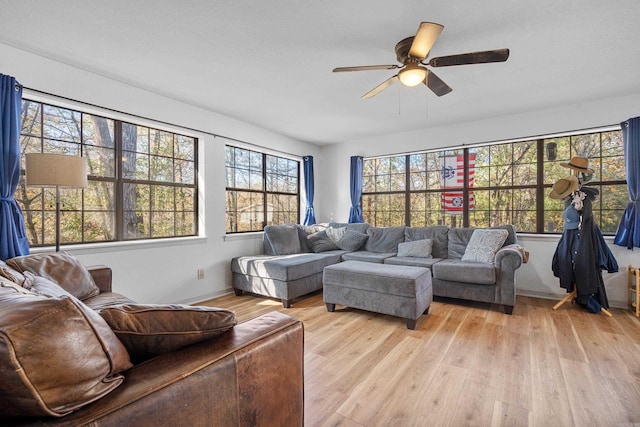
left=25, top=153, right=88, bottom=252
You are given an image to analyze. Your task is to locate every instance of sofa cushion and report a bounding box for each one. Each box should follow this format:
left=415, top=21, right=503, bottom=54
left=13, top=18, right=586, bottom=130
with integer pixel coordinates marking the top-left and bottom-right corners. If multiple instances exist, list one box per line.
left=307, top=230, right=339, bottom=252
left=336, top=230, right=368, bottom=251
left=264, top=225, right=302, bottom=255
left=7, top=252, right=100, bottom=300
left=461, top=229, right=509, bottom=263
left=384, top=256, right=443, bottom=269
left=432, top=259, right=496, bottom=284
left=0, top=283, right=125, bottom=418
left=365, top=226, right=406, bottom=253
left=397, top=239, right=433, bottom=258
left=329, top=222, right=370, bottom=234
left=0, top=260, right=25, bottom=285
left=232, top=253, right=342, bottom=281
left=405, top=226, right=449, bottom=258
left=97, top=303, right=237, bottom=362
left=447, top=227, right=476, bottom=259
left=341, top=251, right=396, bottom=263
left=22, top=272, right=132, bottom=375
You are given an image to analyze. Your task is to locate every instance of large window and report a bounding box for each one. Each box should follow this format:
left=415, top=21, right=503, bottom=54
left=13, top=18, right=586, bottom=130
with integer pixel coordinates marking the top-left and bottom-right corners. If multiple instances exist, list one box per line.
left=362, top=128, right=627, bottom=234
left=225, top=145, right=299, bottom=233
left=16, top=99, right=198, bottom=247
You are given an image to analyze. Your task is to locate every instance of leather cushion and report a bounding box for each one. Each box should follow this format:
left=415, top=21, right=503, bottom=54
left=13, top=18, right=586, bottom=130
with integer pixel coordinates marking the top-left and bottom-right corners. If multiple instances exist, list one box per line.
left=23, top=272, right=132, bottom=375
left=0, top=284, right=126, bottom=418
left=7, top=252, right=100, bottom=300
left=0, top=259, right=25, bottom=285
left=98, top=303, right=237, bottom=362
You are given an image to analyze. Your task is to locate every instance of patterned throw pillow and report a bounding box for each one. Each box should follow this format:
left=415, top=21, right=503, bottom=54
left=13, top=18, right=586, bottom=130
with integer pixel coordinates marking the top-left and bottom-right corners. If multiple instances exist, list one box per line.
left=461, top=229, right=509, bottom=263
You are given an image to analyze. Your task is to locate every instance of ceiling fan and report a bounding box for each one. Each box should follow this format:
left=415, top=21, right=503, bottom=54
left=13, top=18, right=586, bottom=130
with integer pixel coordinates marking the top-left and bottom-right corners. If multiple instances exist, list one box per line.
left=333, top=22, right=510, bottom=99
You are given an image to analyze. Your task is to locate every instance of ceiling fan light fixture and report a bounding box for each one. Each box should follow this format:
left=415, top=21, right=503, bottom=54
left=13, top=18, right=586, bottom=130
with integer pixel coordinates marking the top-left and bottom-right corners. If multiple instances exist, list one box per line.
left=398, top=65, right=427, bottom=87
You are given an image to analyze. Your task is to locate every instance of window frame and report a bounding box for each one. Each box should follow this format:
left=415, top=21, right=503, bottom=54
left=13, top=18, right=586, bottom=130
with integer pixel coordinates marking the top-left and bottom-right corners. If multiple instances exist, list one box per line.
left=16, top=95, right=199, bottom=248
left=362, top=126, right=626, bottom=234
left=225, top=144, right=300, bottom=233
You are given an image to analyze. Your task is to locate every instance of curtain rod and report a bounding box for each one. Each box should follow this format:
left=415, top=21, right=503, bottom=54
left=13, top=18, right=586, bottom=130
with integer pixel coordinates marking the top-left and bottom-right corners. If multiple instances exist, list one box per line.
left=22, top=86, right=304, bottom=159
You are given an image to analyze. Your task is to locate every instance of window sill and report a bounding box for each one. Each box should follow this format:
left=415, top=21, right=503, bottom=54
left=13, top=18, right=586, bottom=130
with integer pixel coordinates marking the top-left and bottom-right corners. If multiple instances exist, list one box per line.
left=29, top=236, right=209, bottom=255
left=223, top=232, right=264, bottom=242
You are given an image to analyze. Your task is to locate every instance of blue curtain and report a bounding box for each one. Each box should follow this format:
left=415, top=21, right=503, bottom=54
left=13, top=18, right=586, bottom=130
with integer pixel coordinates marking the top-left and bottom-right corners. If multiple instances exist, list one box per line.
left=302, top=156, right=316, bottom=225
left=0, top=74, right=29, bottom=260
left=348, top=156, right=364, bottom=223
left=614, top=117, right=640, bottom=249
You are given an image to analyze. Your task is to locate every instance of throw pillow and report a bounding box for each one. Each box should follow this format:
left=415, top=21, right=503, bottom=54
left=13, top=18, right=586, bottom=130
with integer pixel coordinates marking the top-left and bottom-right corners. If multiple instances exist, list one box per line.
left=336, top=230, right=368, bottom=251
left=7, top=252, right=100, bottom=300
left=306, top=230, right=339, bottom=252
left=23, top=272, right=132, bottom=376
left=0, top=286, right=126, bottom=418
left=397, top=239, right=433, bottom=258
left=461, top=229, right=509, bottom=263
left=326, top=226, right=347, bottom=243
left=98, top=303, right=237, bottom=363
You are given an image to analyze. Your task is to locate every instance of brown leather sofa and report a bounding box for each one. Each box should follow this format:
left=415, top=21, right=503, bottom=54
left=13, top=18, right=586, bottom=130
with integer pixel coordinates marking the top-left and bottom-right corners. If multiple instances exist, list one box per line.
left=1, top=260, right=304, bottom=426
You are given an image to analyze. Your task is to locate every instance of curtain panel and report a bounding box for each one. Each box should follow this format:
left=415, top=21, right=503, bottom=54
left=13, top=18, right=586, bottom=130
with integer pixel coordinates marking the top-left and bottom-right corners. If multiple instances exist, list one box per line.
left=303, top=156, right=316, bottom=225
left=0, top=74, right=30, bottom=260
left=614, top=116, right=640, bottom=249
left=348, top=156, right=364, bottom=223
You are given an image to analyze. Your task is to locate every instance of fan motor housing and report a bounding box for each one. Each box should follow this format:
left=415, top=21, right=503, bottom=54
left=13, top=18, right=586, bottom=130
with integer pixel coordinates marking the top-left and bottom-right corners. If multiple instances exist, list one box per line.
left=395, top=36, right=416, bottom=63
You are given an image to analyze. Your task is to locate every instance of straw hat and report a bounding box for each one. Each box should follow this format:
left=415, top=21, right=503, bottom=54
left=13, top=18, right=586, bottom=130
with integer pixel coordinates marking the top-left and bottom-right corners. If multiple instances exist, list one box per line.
left=549, top=175, right=579, bottom=199
left=560, top=156, right=594, bottom=174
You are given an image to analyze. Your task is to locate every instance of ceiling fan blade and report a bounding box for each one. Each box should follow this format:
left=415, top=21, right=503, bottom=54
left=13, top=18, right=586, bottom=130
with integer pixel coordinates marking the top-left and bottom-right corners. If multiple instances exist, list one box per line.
left=424, top=70, right=452, bottom=97
left=409, top=22, right=444, bottom=60
left=333, top=64, right=399, bottom=72
left=428, top=48, right=510, bottom=67
left=362, top=75, right=398, bottom=99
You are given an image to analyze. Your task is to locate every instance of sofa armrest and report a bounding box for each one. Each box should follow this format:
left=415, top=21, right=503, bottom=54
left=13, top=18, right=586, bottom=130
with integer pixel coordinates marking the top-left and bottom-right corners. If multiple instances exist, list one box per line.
left=495, top=245, right=524, bottom=273
left=17, top=311, right=304, bottom=426
left=87, top=265, right=112, bottom=293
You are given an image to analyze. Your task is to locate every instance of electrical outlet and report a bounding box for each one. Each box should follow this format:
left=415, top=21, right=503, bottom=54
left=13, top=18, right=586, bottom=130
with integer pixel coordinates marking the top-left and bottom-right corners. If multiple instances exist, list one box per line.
left=197, top=269, right=205, bottom=280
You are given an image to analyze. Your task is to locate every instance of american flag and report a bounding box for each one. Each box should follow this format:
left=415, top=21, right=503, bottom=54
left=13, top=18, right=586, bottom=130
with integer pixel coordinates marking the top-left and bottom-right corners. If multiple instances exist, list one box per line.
left=440, top=154, right=475, bottom=214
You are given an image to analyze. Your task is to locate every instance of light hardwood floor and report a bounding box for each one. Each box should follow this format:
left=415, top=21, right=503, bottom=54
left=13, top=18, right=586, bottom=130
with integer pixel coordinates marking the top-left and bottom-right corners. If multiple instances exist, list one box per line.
left=201, top=292, right=640, bottom=427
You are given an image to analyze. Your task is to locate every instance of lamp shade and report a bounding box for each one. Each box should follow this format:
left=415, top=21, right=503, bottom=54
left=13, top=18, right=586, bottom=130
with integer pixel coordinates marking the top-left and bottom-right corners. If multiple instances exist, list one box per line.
left=25, top=153, right=88, bottom=188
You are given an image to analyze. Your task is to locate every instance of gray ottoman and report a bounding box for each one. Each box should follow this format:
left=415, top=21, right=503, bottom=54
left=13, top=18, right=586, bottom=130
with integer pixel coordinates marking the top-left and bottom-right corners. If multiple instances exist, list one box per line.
left=323, top=260, right=433, bottom=329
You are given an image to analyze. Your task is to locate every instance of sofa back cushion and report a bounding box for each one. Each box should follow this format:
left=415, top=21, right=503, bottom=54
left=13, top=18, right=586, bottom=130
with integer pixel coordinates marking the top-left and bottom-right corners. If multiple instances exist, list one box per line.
left=329, top=222, right=370, bottom=234
left=7, top=252, right=100, bottom=300
left=0, top=284, right=126, bottom=418
left=405, top=226, right=449, bottom=258
left=365, top=226, right=406, bottom=253
left=23, top=272, right=132, bottom=375
left=447, top=228, right=476, bottom=259
left=263, top=225, right=302, bottom=255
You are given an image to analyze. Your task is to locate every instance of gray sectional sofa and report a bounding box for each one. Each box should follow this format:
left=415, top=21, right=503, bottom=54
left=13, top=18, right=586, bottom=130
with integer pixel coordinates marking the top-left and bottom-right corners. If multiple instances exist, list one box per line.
left=231, top=222, right=525, bottom=313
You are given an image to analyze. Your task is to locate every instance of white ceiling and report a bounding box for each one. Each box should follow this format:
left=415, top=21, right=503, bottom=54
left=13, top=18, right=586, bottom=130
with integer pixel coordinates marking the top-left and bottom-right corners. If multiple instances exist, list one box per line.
left=1, top=0, right=639, bottom=145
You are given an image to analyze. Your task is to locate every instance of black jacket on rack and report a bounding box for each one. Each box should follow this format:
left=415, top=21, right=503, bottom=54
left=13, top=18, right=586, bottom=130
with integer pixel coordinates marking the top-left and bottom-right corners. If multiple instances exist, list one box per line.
left=551, top=186, right=618, bottom=309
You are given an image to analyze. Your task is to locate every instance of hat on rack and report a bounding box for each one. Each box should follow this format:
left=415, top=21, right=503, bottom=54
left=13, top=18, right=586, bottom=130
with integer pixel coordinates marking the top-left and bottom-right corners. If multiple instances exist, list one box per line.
left=563, top=205, right=581, bottom=229
left=549, top=175, right=579, bottom=199
left=560, top=156, right=594, bottom=174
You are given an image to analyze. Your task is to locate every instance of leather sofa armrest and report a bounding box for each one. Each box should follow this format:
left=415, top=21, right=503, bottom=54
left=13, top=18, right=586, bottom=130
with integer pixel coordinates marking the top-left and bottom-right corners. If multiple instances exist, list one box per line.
left=18, top=311, right=304, bottom=426
left=88, top=265, right=112, bottom=293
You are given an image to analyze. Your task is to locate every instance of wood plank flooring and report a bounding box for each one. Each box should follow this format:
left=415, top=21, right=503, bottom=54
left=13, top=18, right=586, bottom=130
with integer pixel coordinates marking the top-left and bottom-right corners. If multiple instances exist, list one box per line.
left=201, top=292, right=640, bottom=426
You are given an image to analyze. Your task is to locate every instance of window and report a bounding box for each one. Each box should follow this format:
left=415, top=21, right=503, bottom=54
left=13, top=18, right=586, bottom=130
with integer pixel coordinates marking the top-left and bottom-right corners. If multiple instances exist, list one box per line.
left=225, top=145, right=299, bottom=232
left=362, top=127, right=626, bottom=234
left=16, top=99, right=198, bottom=247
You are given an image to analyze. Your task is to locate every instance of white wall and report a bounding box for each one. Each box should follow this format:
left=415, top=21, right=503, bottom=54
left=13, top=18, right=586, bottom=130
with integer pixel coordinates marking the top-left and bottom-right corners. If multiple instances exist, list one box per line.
left=2, top=41, right=638, bottom=308
left=316, top=93, right=640, bottom=308
left=0, top=42, right=321, bottom=304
